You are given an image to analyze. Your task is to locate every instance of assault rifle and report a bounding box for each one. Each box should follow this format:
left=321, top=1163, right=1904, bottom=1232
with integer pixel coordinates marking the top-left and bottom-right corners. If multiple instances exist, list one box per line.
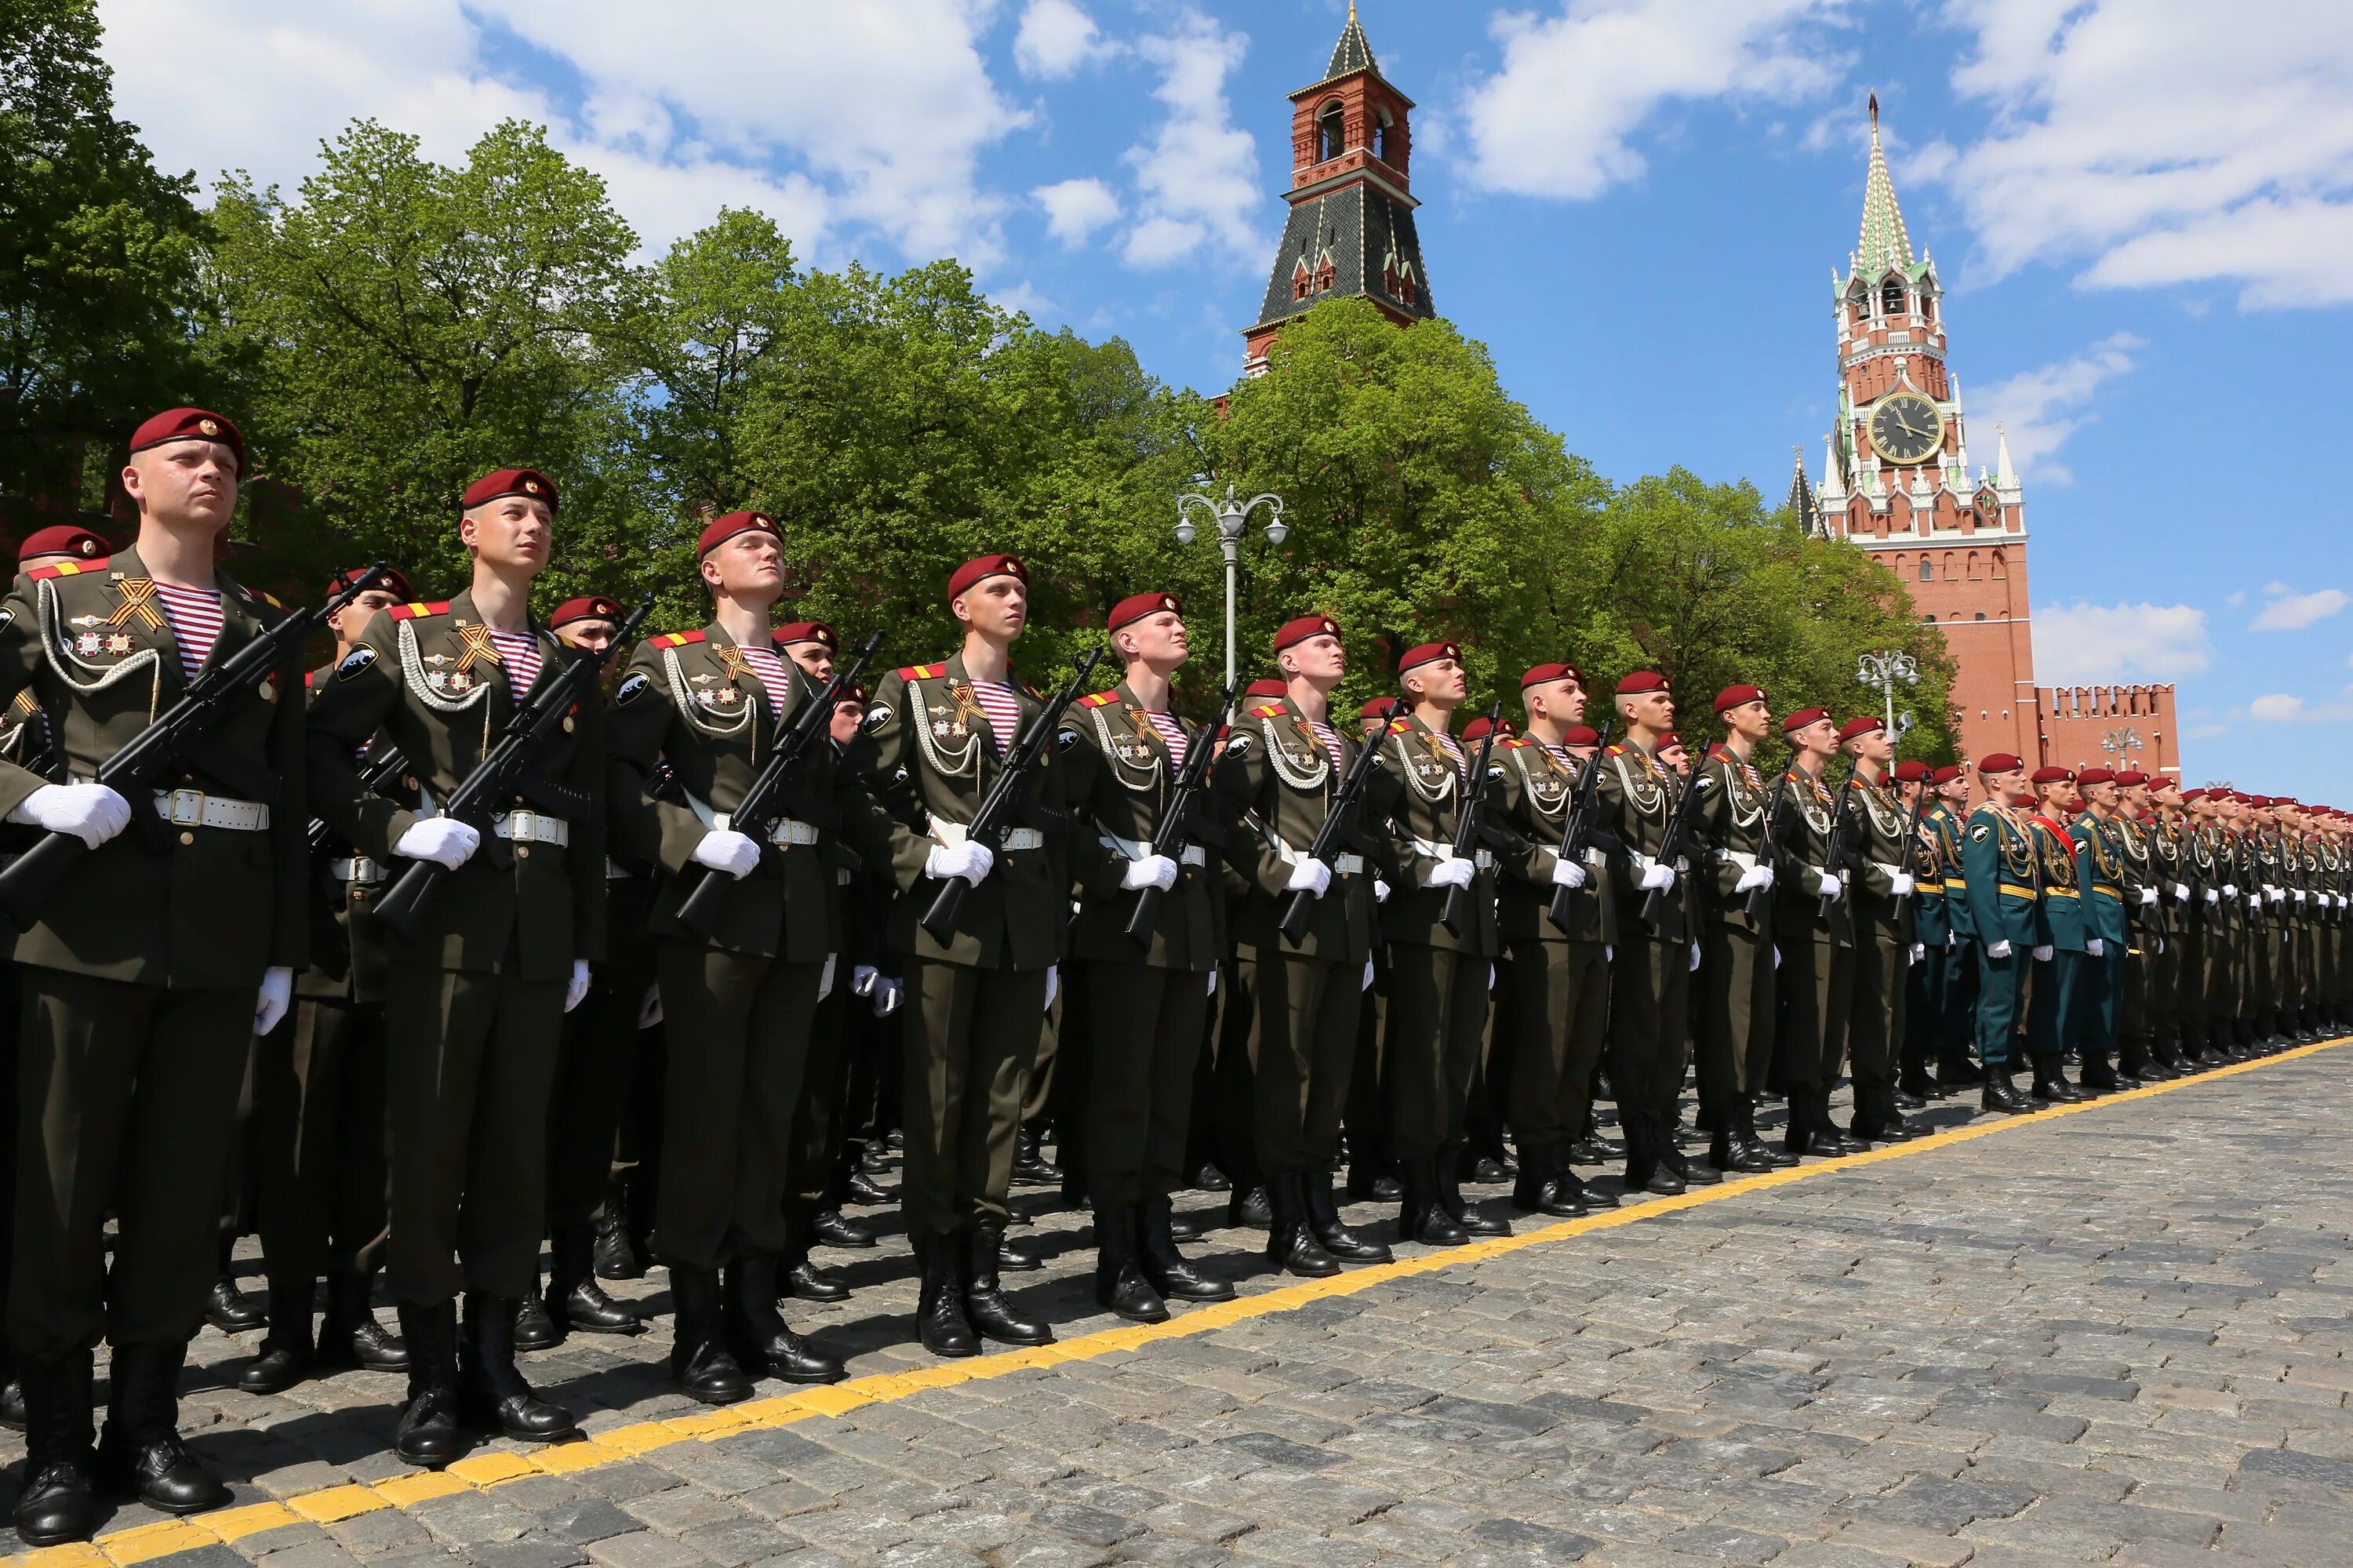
left=310, top=744, right=411, bottom=853
left=1279, top=699, right=1402, bottom=945
left=918, top=649, right=1103, bottom=946
left=1441, top=700, right=1505, bottom=938
left=1640, top=741, right=1707, bottom=924
left=0, top=563, right=398, bottom=930
left=1747, top=751, right=1793, bottom=922
left=1546, top=720, right=1613, bottom=933
left=371, top=595, right=655, bottom=939
left=1819, top=757, right=1861, bottom=920
left=674, top=631, right=884, bottom=940
left=1891, top=768, right=1931, bottom=917
left=1125, top=675, right=1242, bottom=945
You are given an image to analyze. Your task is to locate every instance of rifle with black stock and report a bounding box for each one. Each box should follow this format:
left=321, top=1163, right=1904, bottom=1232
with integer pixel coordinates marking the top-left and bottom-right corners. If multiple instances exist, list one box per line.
left=1819, top=757, right=1862, bottom=920
left=1747, top=749, right=1793, bottom=922
left=1440, top=700, right=1505, bottom=938
left=370, top=595, right=656, bottom=940
left=1640, top=741, right=1707, bottom=924
left=1125, top=675, right=1242, bottom=945
left=310, top=744, right=411, bottom=853
left=0, top=562, right=398, bottom=930
left=1545, top=719, right=1613, bottom=933
left=672, top=630, right=885, bottom=940
left=918, top=649, right=1104, bottom=947
left=1890, top=766, right=1931, bottom=917
left=1278, top=698, right=1402, bottom=946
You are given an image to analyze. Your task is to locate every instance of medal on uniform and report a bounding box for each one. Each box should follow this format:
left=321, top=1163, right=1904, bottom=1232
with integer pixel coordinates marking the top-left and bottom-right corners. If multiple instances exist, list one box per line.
left=75, top=631, right=100, bottom=655
left=105, top=633, right=133, bottom=655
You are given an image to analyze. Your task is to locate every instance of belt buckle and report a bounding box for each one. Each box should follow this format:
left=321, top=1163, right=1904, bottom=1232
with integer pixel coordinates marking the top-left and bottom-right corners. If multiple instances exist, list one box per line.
left=166, top=787, right=205, bottom=826
left=511, top=809, right=538, bottom=842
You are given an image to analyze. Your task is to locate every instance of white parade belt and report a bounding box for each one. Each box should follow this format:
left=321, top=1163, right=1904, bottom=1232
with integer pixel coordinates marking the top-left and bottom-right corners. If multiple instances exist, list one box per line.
left=1409, top=836, right=1494, bottom=871
left=929, top=817, right=1044, bottom=853
left=492, top=809, right=569, bottom=847
left=1103, top=833, right=1207, bottom=868
left=714, top=811, right=818, bottom=847
left=154, top=788, right=269, bottom=831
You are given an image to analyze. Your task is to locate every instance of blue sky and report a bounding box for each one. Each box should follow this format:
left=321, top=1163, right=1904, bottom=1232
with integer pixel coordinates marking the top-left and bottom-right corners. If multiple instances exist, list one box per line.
left=98, top=0, right=2353, bottom=799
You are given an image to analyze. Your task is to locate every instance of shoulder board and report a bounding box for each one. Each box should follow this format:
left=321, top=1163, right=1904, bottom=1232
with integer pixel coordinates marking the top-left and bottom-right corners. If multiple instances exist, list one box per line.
left=27, top=557, right=110, bottom=580
left=1250, top=703, right=1286, bottom=719
left=1500, top=737, right=1529, bottom=750
left=385, top=601, right=450, bottom=622
left=9, top=688, right=37, bottom=715
left=897, top=663, right=946, bottom=681
left=1386, top=718, right=1413, bottom=735
left=1025, top=684, right=1042, bottom=698
left=649, top=629, right=707, bottom=649
left=1078, top=690, right=1121, bottom=708
left=303, top=671, right=315, bottom=691
left=1606, top=744, right=1629, bottom=757
left=242, top=584, right=285, bottom=609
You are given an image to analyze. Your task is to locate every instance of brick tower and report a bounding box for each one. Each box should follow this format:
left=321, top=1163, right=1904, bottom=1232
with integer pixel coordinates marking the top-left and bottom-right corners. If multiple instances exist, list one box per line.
left=1242, top=3, right=1438, bottom=375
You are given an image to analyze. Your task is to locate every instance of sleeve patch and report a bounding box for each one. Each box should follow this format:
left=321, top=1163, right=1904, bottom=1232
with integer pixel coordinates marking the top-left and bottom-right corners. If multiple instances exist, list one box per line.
left=616, top=671, right=651, bottom=706
left=334, top=645, right=377, bottom=680
left=1970, top=823, right=1991, bottom=842
left=864, top=701, right=894, bottom=732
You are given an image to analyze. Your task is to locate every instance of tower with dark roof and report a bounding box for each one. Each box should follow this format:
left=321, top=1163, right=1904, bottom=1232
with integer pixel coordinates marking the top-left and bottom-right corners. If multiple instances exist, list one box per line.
left=1242, top=3, right=1438, bottom=375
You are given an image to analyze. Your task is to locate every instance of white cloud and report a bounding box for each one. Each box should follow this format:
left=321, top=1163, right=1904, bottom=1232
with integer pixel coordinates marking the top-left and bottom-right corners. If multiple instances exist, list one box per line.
left=1035, top=177, right=1121, bottom=247
left=1458, top=0, right=1857, bottom=200
left=1118, top=13, right=1263, bottom=270
left=2250, top=584, right=2349, bottom=631
left=1933, top=0, right=2353, bottom=307
left=2031, top=600, right=2212, bottom=685
left=2249, top=693, right=2304, bottom=722
left=1969, top=332, right=2140, bottom=485
left=96, top=0, right=1023, bottom=265
left=1014, top=0, right=1113, bottom=80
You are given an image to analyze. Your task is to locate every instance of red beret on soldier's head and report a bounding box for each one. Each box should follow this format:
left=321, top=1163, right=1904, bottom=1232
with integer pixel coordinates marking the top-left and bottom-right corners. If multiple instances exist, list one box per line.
left=697, top=510, right=779, bottom=557
left=129, top=407, right=245, bottom=475
left=775, top=620, right=837, bottom=651
left=1978, top=752, right=2024, bottom=775
left=1245, top=678, right=1287, bottom=698
left=2181, top=787, right=2207, bottom=802
left=1396, top=639, right=1460, bottom=676
left=1657, top=731, right=1683, bottom=751
left=1273, top=613, right=1340, bottom=653
left=1462, top=715, right=1514, bottom=743
left=1714, top=684, right=1766, bottom=714
left=1107, top=592, right=1181, bottom=632
left=328, top=564, right=413, bottom=602
left=946, top=553, right=1027, bottom=603
left=2075, top=766, right=2115, bottom=787
left=1930, top=765, right=1963, bottom=785
left=1838, top=715, right=1886, bottom=744
left=1521, top=662, right=1583, bottom=689
left=1562, top=725, right=1600, bottom=747
left=1893, top=760, right=1931, bottom=784
left=550, top=595, right=622, bottom=630
left=1781, top=706, right=1829, bottom=734
left=462, top=467, right=558, bottom=512
left=2114, top=769, right=2149, bottom=787
left=2031, top=766, right=2075, bottom=786
left=19, top=526, right=110, bottom=565
left=1358, top=697, right=1392, bottom=720
left=1615, top=670, right=1670, bottom=696
left=835, top=681, right=868, bottom=705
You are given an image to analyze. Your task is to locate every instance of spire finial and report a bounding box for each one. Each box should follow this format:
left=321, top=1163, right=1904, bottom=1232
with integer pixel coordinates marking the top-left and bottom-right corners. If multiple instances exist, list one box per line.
left=1869, top=92, right=1878, bottom=134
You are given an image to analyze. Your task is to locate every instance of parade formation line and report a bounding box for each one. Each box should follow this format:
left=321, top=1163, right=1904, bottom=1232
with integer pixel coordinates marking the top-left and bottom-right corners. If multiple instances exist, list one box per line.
left=20, top=1033, right=2350, bottom=1568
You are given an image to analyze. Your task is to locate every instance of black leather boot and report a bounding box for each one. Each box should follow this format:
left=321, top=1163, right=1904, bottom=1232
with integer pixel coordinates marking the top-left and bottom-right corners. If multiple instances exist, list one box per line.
left=1780, top=1091, right=1815, bottom=1158
left=1715, top=1105, right=1778, bottom=1174
left=457, top=1294, right=576, bottom=1442
left=1809, top=1094, right=1867, bottom=1155
left=1936, top=1047, right=1984, bottom=1090
left=592, top=1184, right=643, bottom=1280
left=1166, top=1207, right=1209, bottom=1243
left=1138, top=1194, right=1233, bottom=1301
left=1269, top=1172, right=1344, bottom=1273
left=1306, top=1170, right=1395, bottom=1260
left=965, top=1223, right=1054, bottom=1345
left=393, top=1302, right=464, bottom=1468
left=911, top=1231, right=976, bottom=1358
left=317, top=1268, right=409, bottom=1372
left=238, top=1276, right=318, bottom=1393
left=13, top=1350, right=97, bottom=1545
left=2031, top=1055, right=2085, bottom=1104
left=812, top=1209, right=878, bottom=1249
left=96, top=1341, right=227, bottom=1515
left=0, top=1374, right=24, bottom=1432
left=667, top=1267, right=753, bottom=1405
left=204, top=1276, right=266, bottom=1334
left=511, top=1267, right=562, bottom=1352
left=1657, top=1122, right=1720, bottom=1187
left=1898, top=1057, right=1937, bottom=1101
left=1092, top=1206, right=1168, bottom=1323
left=726, top=1255, right=847, bottom=1383
left=784, top=1234, right=852, bottom=1303
left=1526, top=1146, right=1590, bottom=1217
left=1980, top=1067, right=2027, bottom=1113
left=1346, top=1160, right=1402, bottom=1202
left=1191, top=1162, right=1231, bottom=1191
left=547, top=1224, right=645, bottom=1336
left=1397, top=1157, right=1470, bottom=1242
left=1226, top=1183, right=1271, bottom=1229
left=1011, top=1126, right=1063, bottom=1187
left=1436, top=1151, right=1513, bottom=1235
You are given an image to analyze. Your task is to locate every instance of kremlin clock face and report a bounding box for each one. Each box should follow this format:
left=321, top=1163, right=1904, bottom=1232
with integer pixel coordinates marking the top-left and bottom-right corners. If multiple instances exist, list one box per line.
left=1870, top=392, right=1946, bottom=464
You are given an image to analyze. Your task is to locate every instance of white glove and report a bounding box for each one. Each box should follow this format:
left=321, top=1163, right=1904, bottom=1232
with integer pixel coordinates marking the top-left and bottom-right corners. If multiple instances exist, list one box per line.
left=2294, top=889, right=2307, bottom=904
left=925, top=839, right=995, bottom=885
left=1733, top=864, right=1772, bottom=893
left=693, top=828, right=762, bottom=879
left=1605, top=944, right=1614, bottom=962
left=873, top=976, right=903, bottom=1017
left=1946, top=930, right=1957, bottom=949
left=1362, top=957, right=1375, bottom=991
left=1909, top=941, right=1926, bottom=964
left=8, top=783, right=131, bottom=849
left=1773, top=946, right=1782, bottom=969
left=1986, top=938, right=2013, bottom=959
left=2032, top=944, right=2054, bottom=962
left=1428, top=857, right=1476, bottom=890
left=253, top=967, right=293, bottom=1035
left=2173, top=882, right=2190, bottom=902
left=1688, top=942, right=1702, bottom=973
left=1285, top=857, right=1333, bottom=897
left=1638, top=861, right=1676, bottom=893
left=1816, top=869, right=1844, bottom=902
left=2086, top=937, right=2104, bottom=958
left=565, top=959, right=591, bottom=1013
left=853, top=964, right=879, bottom=997
left=2206, top=889, right=2221, bottom=904
left=817, top=953, right=837, bottom=1001
left=395, top=815, right=481, bottom=870
left=1890, top=871, right=1915, bottom=897
left=2138, top=886, right=2156, bottom=905
left=1206, top=968, right=1217, bottom=996
left=1551, top=857, right=1589, bottom=890
left=2156, top=936, right=2166, bottom=954
left=1373, top=877, right=1391, bottom=904
left=638, top=984, right=663, bottom=1028
left=2224, top=883, right=2238, bottom=897
left=1487, top=963, right=1498, bottom=991
left=1042, top=964, right=1058, bottom=1012
left=1121, top=853, right=1180, bottom=893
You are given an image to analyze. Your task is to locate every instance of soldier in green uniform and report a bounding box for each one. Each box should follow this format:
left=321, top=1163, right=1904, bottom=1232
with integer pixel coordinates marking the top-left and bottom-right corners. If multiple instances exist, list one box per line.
left=1690, top=685, right=1787, bottom=1174
left=1960, top=754, right=2037, bottom=1114
left=607, top=512, right=853, bottom=1399
left=1893, top=762, right=1944, bottom=1102
left=1056, top=592, right=1234, bottom=1322
left=1834, top=716, right=1918, bottom=1142
left=2242, top=797, right=2283, bottom=1046
left=307, top=467, right=605, bottom=1465
left=1212, top=616, right=1393, bottom=1276
left=848, top=554, right=1062, bottom=1356
left=2127, top=772, right=2190, bottom=1078
left=2023, top=767, right=2089, bottom=1102
left=1374, top=642, right=1505, bottom=1245
left=239, top=566, right=417, bottom=1397
left=1770, top=708, right=1860, bottom=1156
left=2186, top=788, right=2239, bottom=1063
left=2068, top=768, right=2133, bottom=1091
left=2, top=410, right=306, bottom=1542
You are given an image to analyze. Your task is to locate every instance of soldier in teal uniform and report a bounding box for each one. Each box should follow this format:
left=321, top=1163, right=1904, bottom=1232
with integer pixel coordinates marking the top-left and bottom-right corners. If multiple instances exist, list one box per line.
left=1893, top=761, right=1942, bottom=1104
left=2069, top=767, right=2133, bottom=1091
left=1960, top=753, right=2036, bottom=1114
left=2023, top=766, right=2089, bottom=1103
left=1927, top=765, right=1980, bottom=1090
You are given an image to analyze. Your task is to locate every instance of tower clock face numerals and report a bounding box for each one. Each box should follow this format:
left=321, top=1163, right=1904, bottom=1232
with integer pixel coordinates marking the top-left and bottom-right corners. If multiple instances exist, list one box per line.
left=1869, top=392, right=1946, bottom=465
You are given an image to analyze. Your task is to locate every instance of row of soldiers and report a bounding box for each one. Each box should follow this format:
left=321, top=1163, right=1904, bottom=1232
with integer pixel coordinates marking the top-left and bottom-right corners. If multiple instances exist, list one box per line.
left=1, top=409, right=2344, bottom=1546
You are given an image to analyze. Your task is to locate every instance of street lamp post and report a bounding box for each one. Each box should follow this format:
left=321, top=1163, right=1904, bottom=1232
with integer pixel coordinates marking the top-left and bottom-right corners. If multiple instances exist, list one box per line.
left=2101, top=726, right=2144, bottom=758
left=1176, top=481, right=1288, bottom=688
left=1857, top=650, right=1919, bottom=744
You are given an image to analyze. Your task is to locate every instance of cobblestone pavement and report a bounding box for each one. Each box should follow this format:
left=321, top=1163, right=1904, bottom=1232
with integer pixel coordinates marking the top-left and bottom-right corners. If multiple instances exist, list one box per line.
left=12, top=1043, right=2353, bottom=1568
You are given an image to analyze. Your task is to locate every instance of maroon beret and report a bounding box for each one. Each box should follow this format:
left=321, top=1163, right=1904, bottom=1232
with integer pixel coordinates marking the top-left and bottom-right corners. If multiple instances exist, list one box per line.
left=129, top=407, right=244, bottom=474
left=1107, top=591, right=1181, bottom=632
left=1890, top=760, right=1929, bottom=783
left=2181, top=788, right=2208, bottom=802
left=328, top=564, right=413, bottom=602
left=2075, top=766, right=2115, bottom=787
left=699, top=510, right=779, bottom=557
left=1979, top=752, right=2024, bottom=775
left=1462, top=716, right=1515, bottom=743
left=835, top=682, right=867, bottom=705
left=1615, top=670, right=1670, bottom=696
left=1657, top=731, right=1683, bottom=751
left=947, top=553, right=1026, bottom=603
left=1781, top=706, right=1831, bottom=734
left=19, top=526, right=109, bottom=565
left=1274, top=614, right=1340, bottom=653
left=1395, top=639, right=1460, bottom=676
left=775, top=620, right=837, bottom=651
left=463, top=467, right=558, bottom=512
left=1245, top=678, right=1288, bottom=698
left=1358, top=697, right=1393, bottom=720
left=1714, top=684, right=1766, bottom=714
left=2114, top=770, right=2149, bottom=787
left=1561, top=725, right=1600, bottom=747
left=2031, top=766, right=2075, bottom=786
left=550, top=595, right=622, bottom=630
left=1930, top=765, right=1963, bottom=785
left=1521, top=662, right=1582, bottom=689
left=1838, top=715, right=1886, bottom=743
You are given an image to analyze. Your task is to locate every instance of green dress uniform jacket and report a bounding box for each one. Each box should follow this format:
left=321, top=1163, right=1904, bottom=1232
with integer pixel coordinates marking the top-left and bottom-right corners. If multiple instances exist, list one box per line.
left=1212, top=697, right=1388, bottom=963
left=1056, top=682, right=1220, bottom=973
left=1931, top=806, right=1974, bottom=944
left=1490, top=740, right=1613, bottom=948
left=1595, top=741, right=1692, bottom=946
left=1373, top=712, right=1500, bottom=959
left=1691, top=748, right=1774, bottom=936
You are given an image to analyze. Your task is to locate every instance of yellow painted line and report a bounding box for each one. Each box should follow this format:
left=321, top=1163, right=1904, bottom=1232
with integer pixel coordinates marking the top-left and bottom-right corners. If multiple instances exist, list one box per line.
left=13, top=1034, right=2347, bottom=1568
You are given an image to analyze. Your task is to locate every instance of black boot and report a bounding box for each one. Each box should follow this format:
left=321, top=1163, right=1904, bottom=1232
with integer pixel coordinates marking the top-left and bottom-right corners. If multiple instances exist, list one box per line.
left=547, top=1224, right=646, bottom=1337
left=667, top=1267, right=753, bottom=1405
left=966, top=1222, right=1054, bottom=1345
left=392, top=1302, right=464, bottom=1468
left=1397, top=1156, right=1471, bottom=1243
left=96, top=1342, right=227, bottom=1515
left=1092, top=1206, right=1168, bottom=1323
left=1524, top=1146, right=1590, bottom=1217
left=512, top=1266, right=561, bottom=1352
left=1166, top=1207, right=1209, bottom=1243
left=1191, top=1162, right=1231, bottom=1191
left=238, top=1276, right=318, bottom=1393
left=811, top=1208, right=878, bottom=1249
left=317, top=1267, right=408, bottom=1372
left=1715, top=1104, right=1779, bottom=1174
left=911, top=1231, right=977, bottom=1359
left=1936, top=1047, right=1984, bottom=1090
left=1269, top=1172, right=1344, bottom=1274
left=1011, top=1127, right=1063, bottom=1188
left=724, top=1254, right=846, bottom=1384
left=2030, top=1055, right=2085, bottom=1104
left=1656, top=1122, right=1721, bottom=1187
left=1436, top=1151, right=1514, bottom=1234
left=1781, top=1091, right=1815, bottom=1158
left=1226, top=1183, right=1271, bottom=1229
left=784, top=1239, right=852, bottom=1303
left=1980, top=1067, right=2028, bottom=1114
left=1305, top=1170, right=1395, bottom=1261
left=13, top=1350, right=97, bottom=1545
left=592, top=1185, right=643, bottom=1280
left=1346, top=1160, right=1401, bottom=1202
left=1138, top=1194, right=1233, bottom=1301
left=1809, top=1094, right=1867, bottom=1155
left=1898, top=1057, right=1936, bottom=1102
left=457, top=1294, right=576, bottom=1442
left=1625, top=1113, right=1683, bottom=1195
left=204, top=1271, right=267, bottom=1334
left=0, top=1375, right=23, bottom=1432
left=1511, top=1144, right=1552, bottom=1211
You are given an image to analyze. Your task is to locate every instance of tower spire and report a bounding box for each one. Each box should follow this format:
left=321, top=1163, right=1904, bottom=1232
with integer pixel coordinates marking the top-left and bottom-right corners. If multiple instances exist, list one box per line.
left=1326, top=1, right=1378, bottom=82
left=1857, top=93, right=1914, bottom=273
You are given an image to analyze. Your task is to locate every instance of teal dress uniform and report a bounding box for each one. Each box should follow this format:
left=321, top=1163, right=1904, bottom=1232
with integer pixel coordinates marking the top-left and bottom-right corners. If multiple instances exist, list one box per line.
left=1961, top=802, right=2039, bottom=1071
left=1903, top=804, right=1949, bottom=1079
left=2069, top=813, right=2129, bottom=1080
left=2024, top=812, right=2088, bottom=1090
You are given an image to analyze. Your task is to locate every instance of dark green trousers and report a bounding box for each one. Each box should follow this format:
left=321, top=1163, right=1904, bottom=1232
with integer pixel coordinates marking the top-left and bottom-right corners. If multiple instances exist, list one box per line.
left=1207, top=960, right=1261, bottom=1191
left=1505, top=937, right=1609, bottom=1149
left=1776, top=935, right=1851, bottom=1090
left=787, top=986, right=850, bottom=1213
left=1843, top=936, right=1904, bottom=1103
left=900, top=956, right=1047, bottom=1235
left=545, top=875, right=656, bottom=1234
left=1237, top=949, right=1361, bottom=1178
left=1606, top=939, right=1691, bottom=1122
left=1694, top=924, right=1772, bottom=1123
left=384, top=962, right=564, bottom=1306
left=1975, top=948, right=2024, bottom=1068
left=1384, top=946, right=1491, bottom=1162
left=252, top=996, right=388, bottom=1284
left=10, top=969, right=251, bottom=1355
left=1082, top=962, right=1210, bottom=1206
